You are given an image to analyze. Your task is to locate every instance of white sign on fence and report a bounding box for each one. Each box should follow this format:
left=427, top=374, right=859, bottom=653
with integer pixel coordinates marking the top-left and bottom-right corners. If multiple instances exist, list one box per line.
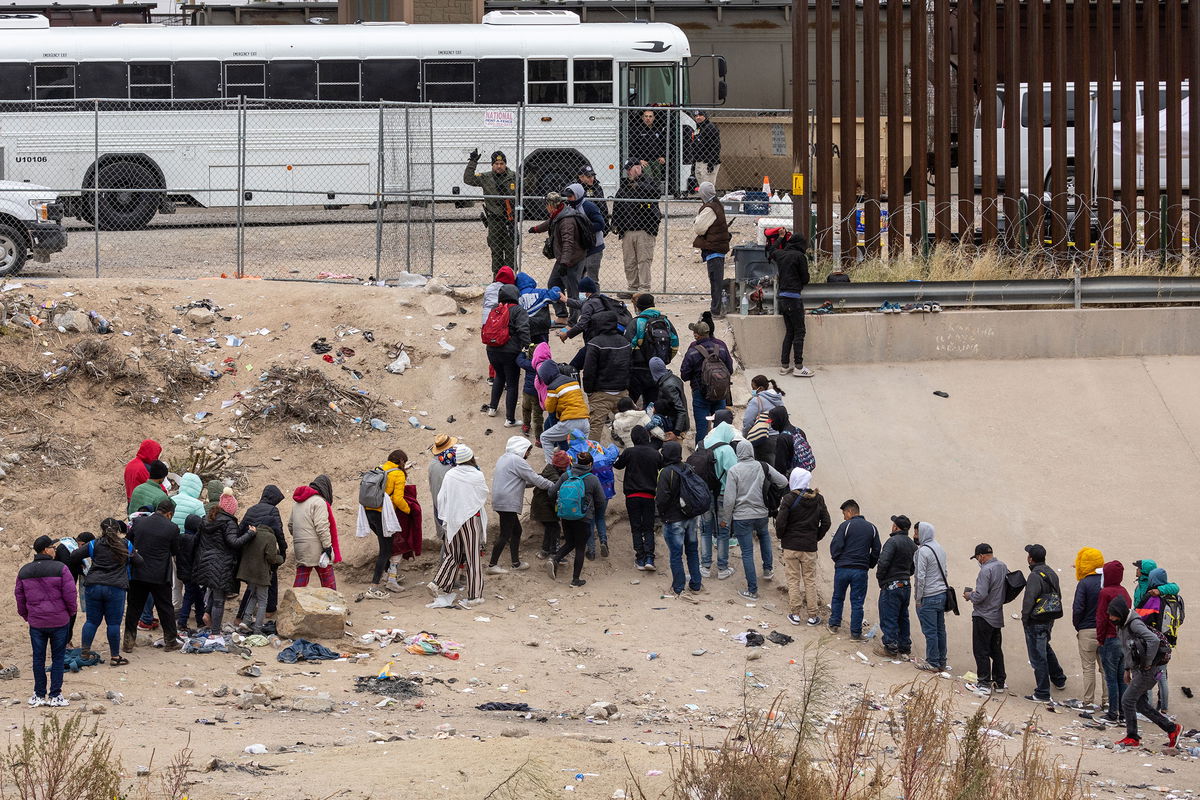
left=483, top=109, right=516, bottom=129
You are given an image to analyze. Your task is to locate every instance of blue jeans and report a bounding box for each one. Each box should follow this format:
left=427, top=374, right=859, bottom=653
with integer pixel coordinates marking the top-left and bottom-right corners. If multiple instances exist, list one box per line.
left=177, top=582, right=206, bottom=631
left=140, top=594, right=155, bottom=624
left=829, top=567, right=869, bottom=635
left=586, top=509, right=608, bottom=555
left=691, top=395, right=726, bottom=442
left=878, top=582, right=912, bottom=653
left=1099, top=636, right=1126, bottom=719
left=81, top=584, right=126, bottom=658
left=29, top=624, right=69, bottom=699
left=1023, top=622, right=1067, bottom=701
left=730, top=516, right=772, bottom=593
left=663, top=518, right=702, bottom=595
left=916, top=592, right=948, bottom=669
left=699, top=508, right=729, bottom=570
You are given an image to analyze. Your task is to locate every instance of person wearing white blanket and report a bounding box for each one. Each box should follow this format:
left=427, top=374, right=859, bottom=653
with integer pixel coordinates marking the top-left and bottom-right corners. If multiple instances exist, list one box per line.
left=428, top=445, right=490, bottom=609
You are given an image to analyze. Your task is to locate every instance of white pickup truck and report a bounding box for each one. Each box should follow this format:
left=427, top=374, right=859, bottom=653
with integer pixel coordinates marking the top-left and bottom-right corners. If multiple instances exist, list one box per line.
left=0, top=180, right=67, bottom=278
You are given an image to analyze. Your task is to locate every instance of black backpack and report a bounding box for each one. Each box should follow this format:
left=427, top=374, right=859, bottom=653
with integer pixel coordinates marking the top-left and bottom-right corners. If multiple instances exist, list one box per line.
left=596, top=294, right=633, bottom=334
left=1003, top=570, right=1027, bottom=604
left=760, top=462, right=786, bottom=518
left=671, top=464, right=713, bottom=519
left=639, top=315, right=675, bottom=364
left=686, top=441, right=731, bottom=495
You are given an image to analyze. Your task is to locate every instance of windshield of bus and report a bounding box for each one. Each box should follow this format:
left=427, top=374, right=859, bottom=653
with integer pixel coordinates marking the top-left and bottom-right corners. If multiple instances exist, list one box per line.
left=626, top=64, right=677, bottom=106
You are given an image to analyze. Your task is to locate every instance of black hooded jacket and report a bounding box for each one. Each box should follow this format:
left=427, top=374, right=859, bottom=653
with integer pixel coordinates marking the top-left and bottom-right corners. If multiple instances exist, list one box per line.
left=767, top=406, right=801, bottom=474
left=239, top=484, right=287, bottom=561
left=767, top=234, right=810, bottom=296
left=176, top=514, right=203, bottom=584
left=774, top=488, right=831, bottom=552
left=654, top=441, right=689, bottom=523
left=613, top=426, right=663, bottom=496
left=582, top=311, right=633, bottom=393
left=194, top=509, right=253, bottom=594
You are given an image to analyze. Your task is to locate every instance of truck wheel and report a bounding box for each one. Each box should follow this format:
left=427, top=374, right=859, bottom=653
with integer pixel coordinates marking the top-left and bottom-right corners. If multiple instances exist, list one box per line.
left=0, top=223, right=29, bottom=278
left=91, top=161, right=162, bottom=231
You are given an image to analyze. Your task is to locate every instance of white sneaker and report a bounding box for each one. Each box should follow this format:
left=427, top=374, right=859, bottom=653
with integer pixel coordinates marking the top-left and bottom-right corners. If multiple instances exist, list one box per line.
left=486, top=407, right=498, bottom=418
left=28, top=695, right=46, bottom=707
left=503, top=419, right=520, bottom=428
left=778, top=366, right=792, bottom=376
left=717, top=568, right=734, bottom=580
left=47, top=694, right=69, bottom=708
left=700, top=565, right=713, bottom=578
left=486, top=565, right=509, bottom=575
left=795, top=367, right=815, bottom=378
left=460, top=597, right=485, bottom=607
left=426, top=581, right=441, bottom=598
left=425, top=593, right=457, bottom=609
left=511, top=561, right=531, bottom=571
left=385, top=579, right=404, bottom=593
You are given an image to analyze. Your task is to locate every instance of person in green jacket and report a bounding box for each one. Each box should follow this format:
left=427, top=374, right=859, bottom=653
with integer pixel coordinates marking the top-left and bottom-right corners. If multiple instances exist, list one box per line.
left=127, top=461, right=169, bottom=516
left=464, top=149, right=517, bottom=272
left=1132, top=559, right=1179, bottom=607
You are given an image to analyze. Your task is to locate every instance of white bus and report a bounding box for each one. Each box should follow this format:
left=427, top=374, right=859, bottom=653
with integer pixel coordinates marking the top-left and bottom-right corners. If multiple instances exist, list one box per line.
left=0, top=10, right=724, bottom=229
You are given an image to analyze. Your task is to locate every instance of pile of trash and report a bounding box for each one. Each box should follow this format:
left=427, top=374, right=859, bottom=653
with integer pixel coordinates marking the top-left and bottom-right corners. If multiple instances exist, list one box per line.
left=233, top=366, right=385, bottom=440
left=353, top=675, right=423, bottom=699
left=1, top=287, right=115, bottom=334
left=0, top=339, right=133, bottom=393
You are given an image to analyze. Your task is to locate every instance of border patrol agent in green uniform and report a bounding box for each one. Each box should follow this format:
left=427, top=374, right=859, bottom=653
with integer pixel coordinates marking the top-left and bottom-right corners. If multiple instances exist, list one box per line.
left=464, top=149, right=517, bottom=272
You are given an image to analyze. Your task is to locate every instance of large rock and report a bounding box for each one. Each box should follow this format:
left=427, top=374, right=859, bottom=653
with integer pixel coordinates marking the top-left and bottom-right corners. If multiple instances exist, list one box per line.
left=421, top=294, right=459, bottom=317
left=275, top=588, right=348, bottom=640
left=54, top=310, right=92, bottom=333
left=186, top=307, right=216, bottom=325
left=291, top=697, right=335, bottom=713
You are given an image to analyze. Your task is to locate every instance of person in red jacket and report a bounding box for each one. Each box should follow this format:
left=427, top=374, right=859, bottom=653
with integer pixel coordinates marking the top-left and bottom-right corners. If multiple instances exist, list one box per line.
left=15, top=536, right=78, bottom=707
left=123, top=439, right=162, bottom=500
left=1094, top=560, right=1132, bottom=725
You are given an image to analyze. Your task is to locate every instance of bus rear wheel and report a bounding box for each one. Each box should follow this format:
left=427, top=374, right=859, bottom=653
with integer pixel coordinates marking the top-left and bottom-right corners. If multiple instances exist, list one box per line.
left=82, top=160, right=163, bottom=231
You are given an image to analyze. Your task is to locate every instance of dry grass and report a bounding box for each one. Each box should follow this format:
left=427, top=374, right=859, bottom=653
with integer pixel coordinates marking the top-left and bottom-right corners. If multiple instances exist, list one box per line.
left=238, top=366, right=385, bottom=441
left=0, top=715, right=121, bottom=800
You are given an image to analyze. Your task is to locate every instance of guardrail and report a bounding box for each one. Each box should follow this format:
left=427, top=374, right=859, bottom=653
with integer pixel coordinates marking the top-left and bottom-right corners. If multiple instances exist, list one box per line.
left=799, top=276, right=1200, bottom=310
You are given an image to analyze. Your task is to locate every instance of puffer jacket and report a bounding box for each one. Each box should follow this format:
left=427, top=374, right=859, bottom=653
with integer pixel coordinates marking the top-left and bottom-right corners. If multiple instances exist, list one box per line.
left=516, top=272, right=561, bottom=343
left=1133, top=558, right=1179, bottom=607
left=290, top=478, right=333, bottom=567
left=194, top=510, right=252, bottom=594
left=171, top=472, right=206, bottom=531
left=177, top=514, right=203, bottom=584
left=239, top=485, right=287, bottom=561
left=15, top=554, right=77, bottom=628
left=566, top=293, right=629, bottom=341
left=582, top=311, right=633, bottom=393
left=77, top=537, right=142, bottom=590
left=1072, top=547, right=1104, bottom=631
left=876, top=530, right=917, bottom=587
left=543, top=204, right=589, bottom=268
left=774, top=488, right=830, bottom=552
left=124, top=439, right=161, bottom=500
left=545, top=372, right=589, bottom=421
left=529, top=462, right=566, bottom=523
left=364, top=465, right=410, bottom=515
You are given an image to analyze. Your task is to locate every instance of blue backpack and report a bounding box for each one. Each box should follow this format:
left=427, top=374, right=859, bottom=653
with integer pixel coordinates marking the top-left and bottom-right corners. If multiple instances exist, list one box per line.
left=555, top=474, right=588, bottom=521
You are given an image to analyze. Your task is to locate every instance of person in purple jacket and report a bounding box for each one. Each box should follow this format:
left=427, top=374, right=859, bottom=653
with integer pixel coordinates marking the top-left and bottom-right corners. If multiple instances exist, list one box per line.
left=14, top=535, right=78, bottom=707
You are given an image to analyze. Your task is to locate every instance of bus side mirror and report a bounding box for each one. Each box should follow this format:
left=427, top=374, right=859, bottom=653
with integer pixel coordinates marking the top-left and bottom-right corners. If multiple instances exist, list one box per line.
left=717, top=56, right=727, bottom=79
left=718, top=80, right=728, bottom=103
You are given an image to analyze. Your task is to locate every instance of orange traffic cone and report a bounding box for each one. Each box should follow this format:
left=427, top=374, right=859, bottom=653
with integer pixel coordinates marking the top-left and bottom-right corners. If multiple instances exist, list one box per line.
left=762, top=175, right=772, bottom=195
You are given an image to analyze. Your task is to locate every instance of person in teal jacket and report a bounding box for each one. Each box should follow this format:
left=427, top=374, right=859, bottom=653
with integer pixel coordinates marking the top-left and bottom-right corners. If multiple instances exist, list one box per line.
left=1132, top=559, right=1179, bottom=607
left=171, top=473, right=206, bottom=532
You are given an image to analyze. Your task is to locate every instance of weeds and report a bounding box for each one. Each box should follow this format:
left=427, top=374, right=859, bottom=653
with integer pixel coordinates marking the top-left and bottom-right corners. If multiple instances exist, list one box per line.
left=0, top=715, right=120, bottom=800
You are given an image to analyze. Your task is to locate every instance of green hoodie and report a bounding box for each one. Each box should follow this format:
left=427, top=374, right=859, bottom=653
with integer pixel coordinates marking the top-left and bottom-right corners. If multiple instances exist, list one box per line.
left=204, top=479, right=225, bottom=513
left=1133, top=558, right=1180, bottom=607
left=127, top=479, right=168, bottom=517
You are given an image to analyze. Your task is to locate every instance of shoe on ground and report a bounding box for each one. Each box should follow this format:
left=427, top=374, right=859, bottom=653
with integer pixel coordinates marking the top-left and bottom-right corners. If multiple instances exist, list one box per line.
left=794, top=367, right=815, bottom=378
left=849, top=634, right=864, bottom=642
left=486, top=407, right=497, bottom=417
left=460, top=597, right=485, bottom=607
left=738, top=590, right=759, bottom=600
left=511, top=561, right=530, bottom=571
left=1167, top=723, right=1183, bottom=748
left=535, top=550, right=549, bottom=560
left=162, top=641, right=181, bottom=653
left=1053, top=680, right=1067, bottom=690
left=366, top=587, right=388, bottom=600
left=123, top=632, right=137, bottom=651
left=913, top=659, right=941, bottom=673
left=636, top=561, right=646, bottom=571
left=827, top=624, right=840, bottom=634
left=47, top=693, right=69, bottom=707
left=600, top=542, right=609, bottom=558
left=1114, top=737, right=1141, bottom=748
left=28, top=694, right=46, bottom=707
left=570, top=579, right=587, bottom=588
left=522, top=424, right=530, bottom=434
left=700, top=564, right=713, bottom=578
left=717, top=568, right=734, bottom=580
left=546, top=560, right=558, bottom=580
left=678, top=591, right=699, bottom=604
left=486, top=564, right=509, bottom=575
left=137, top=620, right=157, bottom=631
left=586, top=550, right=596, bottom=561
left=787, top=613, right=803, bottom=626
left=425, top=593, right=456, bottom=609
left=762, top=569, right=775, bottom=581
left=807, top=616, right=822, bottom=626
left=237, top=623, right=252, bottom=634
left=965, top=683, right=992, bottom=696
left=1024, top=694, right=1052, bottom=704
left=486, top=377, right=494, bottom=385
left=504, top=419, right=520, bottom=428
left=385, top=579, right=404, bottom=593
left=873, top=642, right=900, bottom=659
left=644, top=561, right=656, bottom=572
left=778, top=365, right=792, bottom=376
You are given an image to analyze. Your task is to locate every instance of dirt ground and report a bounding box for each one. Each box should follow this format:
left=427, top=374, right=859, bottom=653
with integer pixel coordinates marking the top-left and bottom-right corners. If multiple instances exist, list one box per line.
left=0, top=278, right=1197, bottom=800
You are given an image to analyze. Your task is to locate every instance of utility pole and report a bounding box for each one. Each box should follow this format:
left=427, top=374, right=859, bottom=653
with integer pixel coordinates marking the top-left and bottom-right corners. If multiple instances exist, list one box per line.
left=792, top=0, right=809, bottom=237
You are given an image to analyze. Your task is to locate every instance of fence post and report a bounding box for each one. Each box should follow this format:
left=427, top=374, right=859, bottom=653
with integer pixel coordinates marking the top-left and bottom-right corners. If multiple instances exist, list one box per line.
left=1161, top=194, right=1169, bottom=270
left=428, top=105, right=435, bottom=278
left=93, top=99, right=100, bottom=279
left=661, top=192, right=669, bottom=294
left=239, top=95, right=247, bottom=279
left=404, top=106, right=413, bottom=273
left=374, top=100, right=384, bottom=283
left=515, top=102, right=524, bottom=275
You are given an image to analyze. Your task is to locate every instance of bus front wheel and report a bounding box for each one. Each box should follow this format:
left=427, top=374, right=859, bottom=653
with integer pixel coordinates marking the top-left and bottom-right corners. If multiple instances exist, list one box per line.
left=82, top=160, right=163, bottom=231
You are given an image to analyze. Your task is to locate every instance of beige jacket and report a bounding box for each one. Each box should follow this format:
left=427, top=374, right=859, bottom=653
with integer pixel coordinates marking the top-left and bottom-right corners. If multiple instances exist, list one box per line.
left=289, top=495, right=331, bottom=567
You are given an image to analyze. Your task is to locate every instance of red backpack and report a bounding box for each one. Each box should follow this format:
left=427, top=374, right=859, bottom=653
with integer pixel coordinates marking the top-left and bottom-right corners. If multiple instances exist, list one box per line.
left=481, top=304, right=512, bottom=347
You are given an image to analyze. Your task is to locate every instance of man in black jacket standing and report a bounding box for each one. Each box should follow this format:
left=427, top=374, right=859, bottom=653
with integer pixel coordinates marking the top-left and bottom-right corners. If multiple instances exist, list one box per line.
left=581, top=310, right=632, bottom=441
left=765, top=228, right=813, bottom=377
left=613, top=425, right=662, bottom=571
left=875, top=515, right=917, bottom=658
left=827, top=499, right=881, bottom=640
left=688, top=110, right=722, bottom=188
left=612, top=160, right=661, bottom=295
left=125, top=498, right=180, bottom=652
left=1022, top=543, right=1068, bottom=703
left=648, top=356, right=689, bottom=440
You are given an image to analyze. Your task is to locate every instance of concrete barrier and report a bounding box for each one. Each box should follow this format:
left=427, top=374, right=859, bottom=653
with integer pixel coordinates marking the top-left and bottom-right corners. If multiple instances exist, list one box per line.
left=727, top=307, right=1200, bottom=365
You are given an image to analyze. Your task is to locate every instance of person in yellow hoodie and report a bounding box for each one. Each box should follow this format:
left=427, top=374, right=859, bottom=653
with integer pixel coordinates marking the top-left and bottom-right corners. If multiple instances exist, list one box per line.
left=537, top=361, right=590, bottom=464
left=1072, top=546, right=1106, bottom=710
left=364, top=450, right=411, bottom=597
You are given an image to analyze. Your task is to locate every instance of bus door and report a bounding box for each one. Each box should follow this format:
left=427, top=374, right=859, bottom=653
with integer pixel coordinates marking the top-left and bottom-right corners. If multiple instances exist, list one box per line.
left=620, top=63, right=684, bottom=194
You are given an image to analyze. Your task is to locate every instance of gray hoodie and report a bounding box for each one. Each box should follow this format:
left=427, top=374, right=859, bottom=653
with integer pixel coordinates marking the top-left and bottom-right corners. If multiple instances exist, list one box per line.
left=967, top=556, right=1008, bottom=628
left=491, top=437, right=554, bottom=514
left=718, top=440, right=788, bottom=527
left=742, top=389, right=786, bottom=435
left=912, top=522, right=949, bottom=601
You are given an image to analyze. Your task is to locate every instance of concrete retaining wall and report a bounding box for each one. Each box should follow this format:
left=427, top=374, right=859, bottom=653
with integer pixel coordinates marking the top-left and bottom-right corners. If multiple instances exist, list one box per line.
left=728, top=307, right=1200, bottom=365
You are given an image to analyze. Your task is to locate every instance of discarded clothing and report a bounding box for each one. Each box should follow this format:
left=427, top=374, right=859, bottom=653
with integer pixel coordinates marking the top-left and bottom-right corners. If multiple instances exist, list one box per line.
left=735, top=631, right=766, bottom=647
left=181, top=635, right=230, bottom=655
left=476, top=702, right=531, bottom=712
left=242, top=635, right=270, bottom=648
left=277, top=638, right=341, bottom=664
left=56, top=648, right=101, bottom=673
left=767, top=631, right=794, bottom=646
left=391, top=484, right=423, bottom=559
left=403, top=631, right=461, bottom=660
left=359, top=628, right=408, bottom=648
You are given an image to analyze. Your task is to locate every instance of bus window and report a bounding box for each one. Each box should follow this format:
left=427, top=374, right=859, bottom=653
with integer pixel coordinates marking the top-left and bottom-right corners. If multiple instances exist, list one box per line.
left=267, top=60, right=317, bottom=101
left=573, top=59, right=613, bottom=104
left=528, top=59, right=567, bottom=104
left=0, top=63, right=32, bottom=102
left=34, top=64, right=75, bottom=108
left=77, top=61, right=127, bottom=101
left=318, top=60, right=360, bottom=102
left=173, top=61, right=220, bottom=100
left=476, top=58, right=522, bottom=105
left=424, top=61, right=475, bottom=103
left=129, top=63, right=172, bottom=101
left=224, top=62, right=266, bottom=100
left=625, top=64, right=676, bottom=106
left=362, top=59, right=419, bottom=102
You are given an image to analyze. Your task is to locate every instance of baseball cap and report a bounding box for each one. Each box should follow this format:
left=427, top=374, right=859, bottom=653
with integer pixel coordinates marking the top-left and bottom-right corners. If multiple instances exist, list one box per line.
left=622, top=158, right=639, bottom=171
left=890, top=514, right=911, bottom=531
left=579, top=164, right=596, bottom=176
left=33, top=535, right=58, bottom=552
left=1024, top=543, right=1047, bottom=562
left=970, top=543, right=993, bottom=560
left=688, top=321, right=711, bottom=336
